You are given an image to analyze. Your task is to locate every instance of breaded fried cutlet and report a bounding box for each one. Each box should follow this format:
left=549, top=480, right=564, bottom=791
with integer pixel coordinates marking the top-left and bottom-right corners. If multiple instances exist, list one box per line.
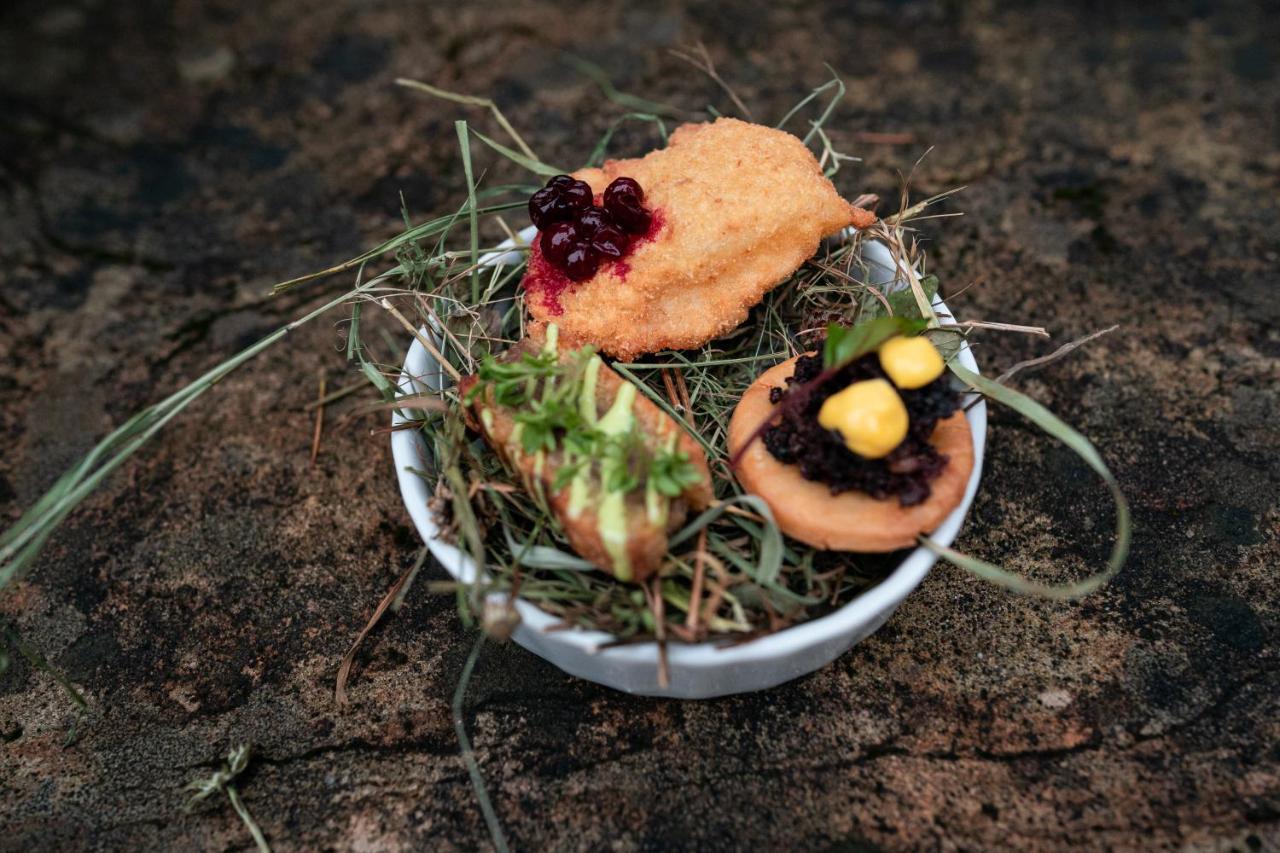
left=460, top=327, right=713, bottom=582
left=522, top=118, right=875, bottom=361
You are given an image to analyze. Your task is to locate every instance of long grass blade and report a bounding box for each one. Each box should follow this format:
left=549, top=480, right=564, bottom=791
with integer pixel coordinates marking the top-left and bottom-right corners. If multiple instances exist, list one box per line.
left=584, top=113, right=668, bottom=167
left=453, top=636, right=509, bottom=853
left=564, top=55, right=688, bottom=118
left=0, top=278, right=386, bottom=589
left=395, top=78, right=540, bottom=162
left=455, top=122, right=482, bottom=304
left=923, top=364, right=1131, bottom=599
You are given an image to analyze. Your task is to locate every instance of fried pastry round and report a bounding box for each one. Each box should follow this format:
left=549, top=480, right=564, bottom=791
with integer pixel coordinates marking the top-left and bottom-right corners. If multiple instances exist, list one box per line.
left=727, top=356, right=974, bottom=552
left=523, top=118, right=874, bottom=360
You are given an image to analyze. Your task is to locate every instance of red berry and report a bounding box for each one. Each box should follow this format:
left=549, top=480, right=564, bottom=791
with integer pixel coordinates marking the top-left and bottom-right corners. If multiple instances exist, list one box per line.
left=540, top=221, right=577, bottom=265
left=560, top=180, right=592, bottom=211
left=534, top=175, right=649, bottom=277
left=591, top=224, right=629, bottom=258
left=529, top=178, right=594, bottom=228
left=574, top=205, right=610, bottom=238
left=604, top=177, right=643, bottom=206
left=528, top=187, right=561, bottom=229
left=606, top=193, right=651, bottom=234
left=563, top=242, right=600, bottom=281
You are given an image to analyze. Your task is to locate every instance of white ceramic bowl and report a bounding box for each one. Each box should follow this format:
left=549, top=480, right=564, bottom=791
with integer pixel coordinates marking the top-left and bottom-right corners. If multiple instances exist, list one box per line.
left=391, top=229, right=986, bottom=698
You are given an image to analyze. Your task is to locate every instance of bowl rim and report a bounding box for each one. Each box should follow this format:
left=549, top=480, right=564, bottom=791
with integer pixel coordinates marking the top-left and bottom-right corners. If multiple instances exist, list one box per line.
left=389, top=234, right=987, bottom=669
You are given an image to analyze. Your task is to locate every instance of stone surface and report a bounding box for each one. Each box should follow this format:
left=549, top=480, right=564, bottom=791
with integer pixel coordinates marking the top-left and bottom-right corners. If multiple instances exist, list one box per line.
left=1, top=1, right=1278, bottom=850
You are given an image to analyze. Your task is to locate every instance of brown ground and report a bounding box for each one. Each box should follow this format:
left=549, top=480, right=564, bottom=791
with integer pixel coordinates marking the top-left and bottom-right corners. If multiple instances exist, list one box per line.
left=1, top=2, right=1277, bottom=850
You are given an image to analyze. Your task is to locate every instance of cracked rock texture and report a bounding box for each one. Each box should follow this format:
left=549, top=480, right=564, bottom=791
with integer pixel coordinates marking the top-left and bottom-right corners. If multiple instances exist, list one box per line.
left=1, top=1, right=1278, bottom=850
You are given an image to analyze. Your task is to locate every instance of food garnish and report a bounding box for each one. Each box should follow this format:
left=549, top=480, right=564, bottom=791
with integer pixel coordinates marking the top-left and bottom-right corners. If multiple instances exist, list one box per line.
left=521, top=117, right=877, bottom=359
left=817, top=379, right=909, bottom=460
left=531, top=175, right=654, bottom=281
left=461, top=324, right=712, bottom=583
left=749, top=331, right=962, bottom=504
left=729, top=343, right=973, bottom=552
left=878, top=335, right=945, bottom=389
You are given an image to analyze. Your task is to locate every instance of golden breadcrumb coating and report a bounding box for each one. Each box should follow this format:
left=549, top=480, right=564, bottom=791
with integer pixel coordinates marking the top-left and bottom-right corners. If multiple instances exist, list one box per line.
left=524, top=118, right=874, bottom=360
left=461, top=332, right=712, bottom=582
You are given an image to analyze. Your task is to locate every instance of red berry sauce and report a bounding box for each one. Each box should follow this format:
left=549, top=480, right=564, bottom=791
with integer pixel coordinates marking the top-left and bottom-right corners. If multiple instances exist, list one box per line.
left=522, top=174, right=663, bottom=314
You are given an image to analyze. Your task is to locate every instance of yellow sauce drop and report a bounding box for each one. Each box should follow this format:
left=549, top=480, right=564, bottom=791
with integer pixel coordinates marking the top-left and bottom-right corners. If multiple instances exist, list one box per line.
left=817, top=378, right=909, bottom=459
left=879, top=335, right=944, bottom=389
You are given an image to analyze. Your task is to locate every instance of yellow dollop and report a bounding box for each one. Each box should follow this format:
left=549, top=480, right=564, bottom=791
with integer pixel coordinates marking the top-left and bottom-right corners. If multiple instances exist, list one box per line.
left=817, top=378, right=908, bottom=459
left=879, top=335, right=945, bottom=389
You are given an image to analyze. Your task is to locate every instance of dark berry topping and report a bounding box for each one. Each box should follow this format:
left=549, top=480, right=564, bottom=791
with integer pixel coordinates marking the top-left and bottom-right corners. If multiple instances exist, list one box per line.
left=528, top=176, right=593, bottom=229
left=540, top=221, right=577, bottom=265
left=605, top=192, right=652, bottom=234
left=563, top=243, right=600, bottom=281
left=560, top=180, right=592, bottom=210
left=528, top=187, right=561, bottom=229
left=591, top=224, right=629, bottom=258
left=574, top=205, right=610, bottom=238
left=762, top=347, right=962, bottom=506
left=604, top=177, right=643, bottom=205
left=529, top=175, right=652, bottom=280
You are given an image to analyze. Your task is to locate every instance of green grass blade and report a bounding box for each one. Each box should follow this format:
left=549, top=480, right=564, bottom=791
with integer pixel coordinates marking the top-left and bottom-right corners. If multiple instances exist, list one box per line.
left=584, top=113, right=668, bottom=167
left=270, top=201, right=525, bottom=295
left=565, top=55, right=687, bottom=118
left=455, top=121, right=482, bottom=304
left=775, top=75, right=839, bottom=133
left=453, top=636, right=510, bottom=853
left=923, top=364, right=1131, bottom=600
left=801, top=64, right=846, bottom=145
left=0, top=279, right=384, bottom=588
left=395, top=78, right=540, bottom=162
left=3, top=625, right=88, bottom=709
left=669, top=495, right=783, bottom=586
left=471, top=129, right=563, bottom=176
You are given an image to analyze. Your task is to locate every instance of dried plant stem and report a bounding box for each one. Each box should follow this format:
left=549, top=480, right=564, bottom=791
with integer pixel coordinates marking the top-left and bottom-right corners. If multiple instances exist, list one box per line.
left=646, top=578, right=670, bottom=688
left=304, top=379, right=364, bottom=411
left=395, top=78, right=539, bottom=161
left=226, top=787, right=271, bottom=853
left=941, top=319, right=1050, bottom=337
left=378, top=298, right=463, bottom=383
left=309, top=373, right=326, bottom=467
left=686, top=527, right=708, bottom=635
left=997, top=325, right=1119, bottom=384
left=669, top=42, right=755, bottom=120
left=673, top=371, right=694, bottom=427
left=2, top=625, right=88, bottom=710
left=335, top=547, right=429, bottom=705
left=185, top=745, right=270, bottom=853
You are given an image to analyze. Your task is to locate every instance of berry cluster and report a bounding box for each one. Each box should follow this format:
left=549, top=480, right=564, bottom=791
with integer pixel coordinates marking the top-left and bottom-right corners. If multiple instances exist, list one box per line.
left=528, top=175, right=652, bottom=281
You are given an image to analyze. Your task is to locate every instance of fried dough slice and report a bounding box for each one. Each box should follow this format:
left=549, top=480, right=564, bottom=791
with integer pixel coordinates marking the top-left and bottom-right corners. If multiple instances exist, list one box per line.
left=728, top=355, right=973, bottom=552
left=461, top=330, right=712, bottom=582
left=523, top=118, right=875, bottom=360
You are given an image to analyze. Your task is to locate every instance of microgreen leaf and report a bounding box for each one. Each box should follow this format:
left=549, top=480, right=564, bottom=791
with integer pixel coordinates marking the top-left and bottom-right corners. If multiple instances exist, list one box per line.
left=822, top=316, right=930, bottom=370
left=860, top=274, right=940, bottom=321
left=649, top=448, right=703, bottom=497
